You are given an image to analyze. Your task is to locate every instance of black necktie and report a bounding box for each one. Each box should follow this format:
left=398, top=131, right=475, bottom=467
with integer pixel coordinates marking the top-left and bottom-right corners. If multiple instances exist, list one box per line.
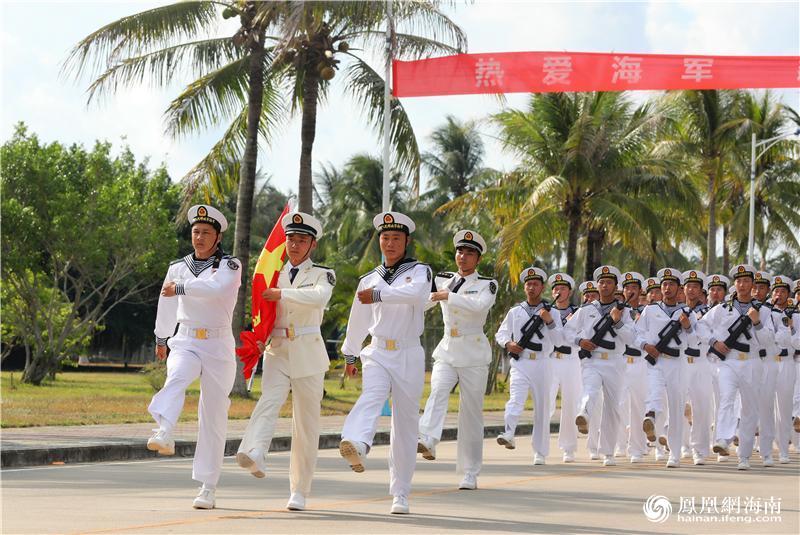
left=451, top=277, right=466, bottom=293
left=289, top=267, right=299, bottom=284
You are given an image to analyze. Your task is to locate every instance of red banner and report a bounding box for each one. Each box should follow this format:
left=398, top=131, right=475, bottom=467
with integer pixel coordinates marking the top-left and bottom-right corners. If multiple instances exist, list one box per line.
left=236, top=203, right=290, bottom=380
left=393, top=51, right=800, bottom=97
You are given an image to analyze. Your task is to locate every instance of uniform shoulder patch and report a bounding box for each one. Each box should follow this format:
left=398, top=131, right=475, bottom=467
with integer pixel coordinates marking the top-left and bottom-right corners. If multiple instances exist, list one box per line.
left=437, top=272, right=455, bottom=279
left=489, top=281, right=497, bottom=294
left=326, top=271, right=336, bottom=286
left=227, top=259, right=240, bottom=270
left=426, top=268, right=432, bottom=282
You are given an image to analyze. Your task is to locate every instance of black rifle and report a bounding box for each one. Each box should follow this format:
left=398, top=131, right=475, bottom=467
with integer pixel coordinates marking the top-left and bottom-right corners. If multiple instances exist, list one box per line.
left=578, top=301, right=626, bottom=360
left=708, top=301, right=762, bottom=361
left=645, top=307, right=688, bottom=366
left=508, top=303, right=552, bottom=360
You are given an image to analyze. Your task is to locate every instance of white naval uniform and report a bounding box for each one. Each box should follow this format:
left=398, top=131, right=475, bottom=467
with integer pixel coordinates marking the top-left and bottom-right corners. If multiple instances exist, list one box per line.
left=700, top=299, right=775, bottom=460
left=238, top=259, right=334, bottom=496
left=418, top=271, right=497, bottom=477
left=566, top=300, right=636, bottom=457
left=341, top=259, right=432, bottom=498
left=766, top=307, right=795, bottom=460
left=495, top=301, right=564, bottom=458
left=549, top=304, right=582, bottom=456
left=683, top=304, right=714, bottom=459
left=149, top=252, right=241, bottom=487
left=636, top=302, right=696, bottom=462
left=619, top=305, right=649, bottom=459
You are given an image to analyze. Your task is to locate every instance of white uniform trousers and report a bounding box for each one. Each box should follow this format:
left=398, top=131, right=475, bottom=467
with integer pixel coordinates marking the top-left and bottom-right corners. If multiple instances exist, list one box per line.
left=685, top=357, right=714, bottom=457
left=621, top=357, right=649, bottom=457
left=579, top=358, right=625, bottom=457
left=238, top=355, right=324, bottom=497
left=774, top=357, right=795, bottom=458
left=793, top=360, right=800, bottom=451
left=341, top=347, right=425, bottom=498
left=504, top=358, right=552, bottom=457
left=148, top=335, right=236, bottom=486
left=418, top=362, right=488, bottom=477
left=757, top=357, right=779, bottom=458
left=645, top=356, right=686, bottom=461
left=549, top=355, right=582, bottom=455
left=715, top=359, right=759, bottom=459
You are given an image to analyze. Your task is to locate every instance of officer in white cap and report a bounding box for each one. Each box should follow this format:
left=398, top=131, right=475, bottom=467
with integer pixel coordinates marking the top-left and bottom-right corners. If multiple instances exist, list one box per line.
left=680, top=269, right=713, bottom=465
left=700, top=264, right=775, bottom=470
left=575, top=282, right=603, bottom=458
left=417, top=230, right=497, bottom=490
left=705, top=273, right=731, bottom=460
left=637, top=268, right=694, bottom=468
left=495, top=266, right=563, bottom=465
left=790, top=282, right=800, bottom=441
left=547, top=273, right=581, bottom=462
left=767, top=275, right=795, bottom=464
left=706, top=274, right=730, bottom=307
left=752, top=270, right=773, bottom=303
left=644, top=277, right=662, bottom=304
left=338, top=211, right=431, bottom=514
left=579, top=281, right=600, bottom=304
left=567, top=265, right=635, bottom=466
left=235, top=211, right=334, bottom=511
left=148, top=204, right=241, bottom=509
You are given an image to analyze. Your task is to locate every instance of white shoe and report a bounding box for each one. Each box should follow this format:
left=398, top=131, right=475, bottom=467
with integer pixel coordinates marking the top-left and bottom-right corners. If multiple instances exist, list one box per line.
left=590, top=451, right=601, bottom=461
left=779, top=455, right=790, bottom=464
left=496, top=432, right=516, bottom=450
left=681, top=447, right=692, bottom=459
left=693, top=454, right=706, bottom=466
left=459, top=473, right=477, bottom=490
left=762, top=456, right=774, bottom=467
left=642, top=416, right=656, bottom=442
left=417, top=436, right=436, bottom=460
left=655, top=450, right=666, bottom=462
left=192, top=487, right=215, bottom=509
left=390, top=495, right=409, bottom=514
left=236, top=448, right=266, bottom=478
left=712, top=440, right=730, bottom=457
left=666, top=458, right=679, bottom=468
left=630, top=455, right=644, bottom=464
left=147, top=429, right=175, bottom=456
left=339, top=439, right=367, bottom=473
left=286, top=493, right=306, bottom=511
left=562, top=452, right=575, bottom=463
left=737, top=458, right=751, bottom=470
left=533, top=453, right=546, bottom=465
left=603, top=455, right=616, bottom=467
left=575, top=413, right=589, bottom=435
left=717, top=454, right=730, bottom=463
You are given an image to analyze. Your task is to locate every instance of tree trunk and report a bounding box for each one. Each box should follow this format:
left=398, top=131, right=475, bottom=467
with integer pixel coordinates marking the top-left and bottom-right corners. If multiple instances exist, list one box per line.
left=230, top=27, right=266, bottom=397
left=23, top=351, right=53, bottom=386
left=297, top=68, right=320, bottom=214
left=705, top=173, right=717, bottom=274
left=565, top=200, right=580, bottom=277
left=722, top=224, right=730, bottom=274
left=584, top=228, right=605, bottom=282
left=649, top=231, right=658, bottom=277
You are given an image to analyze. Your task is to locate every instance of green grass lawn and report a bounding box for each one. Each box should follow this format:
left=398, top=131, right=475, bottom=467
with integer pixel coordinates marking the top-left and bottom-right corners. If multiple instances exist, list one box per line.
left=1, top=366, right=528, bottom=428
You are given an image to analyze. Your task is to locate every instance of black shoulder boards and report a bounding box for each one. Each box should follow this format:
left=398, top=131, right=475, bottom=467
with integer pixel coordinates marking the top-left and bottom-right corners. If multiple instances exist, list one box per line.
left=437, top=272, right=455, bottom=278
left=313, top=263, right=333, bottom=270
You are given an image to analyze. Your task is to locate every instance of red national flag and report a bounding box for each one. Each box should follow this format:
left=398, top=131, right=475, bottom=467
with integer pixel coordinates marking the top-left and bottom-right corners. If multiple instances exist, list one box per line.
left=392, top=51, right=800, bottom=98
left=236, top=203, right=290, bottom=379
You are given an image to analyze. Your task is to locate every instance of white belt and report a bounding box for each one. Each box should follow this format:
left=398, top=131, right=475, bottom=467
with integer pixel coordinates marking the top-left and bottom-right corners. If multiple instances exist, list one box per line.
left=272, top=325, right=320, bottom=340
left=178, top=325, right=229, bottom=340
left=443, top=327, right=484, bottom=338
left=370, top=336, right=421, bottom=351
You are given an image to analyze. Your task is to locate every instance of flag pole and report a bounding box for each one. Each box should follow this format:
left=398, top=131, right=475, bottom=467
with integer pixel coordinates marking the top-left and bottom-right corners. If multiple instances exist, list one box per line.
left=381, top=0, right=393, bottom=212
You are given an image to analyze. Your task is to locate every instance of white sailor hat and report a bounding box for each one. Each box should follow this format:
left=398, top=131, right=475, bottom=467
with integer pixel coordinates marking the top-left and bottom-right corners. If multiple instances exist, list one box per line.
left=644, top=277, right=660, bottom=292
left=753, top=270, right=773, bottom=286
left=548, top=273, right=575, bottom=289
left=682, top=269, right=706, bottom=287
left=453, top=229, right=486, bottom=254
left=658, top=267, right=683, bottom=285
left=771, top=275, right=791, bottom=291
left=188, top=204, right=228, bottom=232
left=621, top=271, right=645, bottom=288
left=706, top=274, right=730, bottom=290
left=281, top=211, right=322, bottom=238
left=793, top=280, right=800, bottom=294
left=579, top=281, right=599, bottom=295
left=373, top=211, right=415, bottom=234
left=520, top=266, right=546, bottom=284
left=729, top=263, right=756, bottom=280
left=593, top=265, right=621, bottom=282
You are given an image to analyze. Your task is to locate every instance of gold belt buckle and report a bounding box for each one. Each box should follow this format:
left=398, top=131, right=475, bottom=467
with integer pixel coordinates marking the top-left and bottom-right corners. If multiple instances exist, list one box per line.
left=195, top=328, right=208, bottom=340
left=555, top=353, right=563, bottom=359
left=529, top=352, right=536, bottom=360
left=450, top=328, right=459, bottom=337
left=600, top=352, right=609, bottom=360
left=627, top=357, right=634, bottom=364
left=385, top=339, right=397, bottom=351
left=738, top=353, right=747, bottom=361
left=287, top=325, right=296, bottom=341
left=687, top=356, right=694, bottom=364
left=774, top=355, right=781, bottom=362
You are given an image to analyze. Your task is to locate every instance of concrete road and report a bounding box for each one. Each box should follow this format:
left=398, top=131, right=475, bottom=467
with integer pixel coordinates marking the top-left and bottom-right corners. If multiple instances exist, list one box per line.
left=3, top=434, right=798, bottom=534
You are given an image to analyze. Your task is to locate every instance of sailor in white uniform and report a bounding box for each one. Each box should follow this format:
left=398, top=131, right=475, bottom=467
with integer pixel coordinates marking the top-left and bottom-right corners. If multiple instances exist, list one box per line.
left=236, top=212, right=334, bottom=511
left=763, top=275, right=794, bottom=464
left=618, top=272, right=648, bottom=463
left=417, top=230, right=497, bottom=490
left=495, top=267, right=564, bottom=464
left=148, top=204, right=241, bottom=509
left=338, top=212, right=432, bottom=515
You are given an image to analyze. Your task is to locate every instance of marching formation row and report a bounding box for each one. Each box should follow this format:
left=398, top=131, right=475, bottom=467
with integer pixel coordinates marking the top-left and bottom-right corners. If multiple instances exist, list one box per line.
left=146, top=205, right=800, bottom=514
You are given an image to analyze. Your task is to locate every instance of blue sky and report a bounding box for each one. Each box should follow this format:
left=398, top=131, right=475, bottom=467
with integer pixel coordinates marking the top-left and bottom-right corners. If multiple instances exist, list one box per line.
left=2, top=0, right=799, bottom=198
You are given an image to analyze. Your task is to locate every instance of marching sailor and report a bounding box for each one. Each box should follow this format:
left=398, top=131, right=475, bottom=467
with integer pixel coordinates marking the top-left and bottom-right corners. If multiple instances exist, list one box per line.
left=764, top=274, right=795, bottom=464
left=148, top=205, right=241, bottom=509
left=417, top=230, right=498, bottom=490
left=618, top=271, right=648, bottom=463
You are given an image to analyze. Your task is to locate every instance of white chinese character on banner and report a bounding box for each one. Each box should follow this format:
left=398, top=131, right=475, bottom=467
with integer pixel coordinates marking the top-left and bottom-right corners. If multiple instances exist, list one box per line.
left=543, top=56, right=572, bottom=85
left=475, top=57, right=505, bottom=88
left=612, top=56, right=643, bottom=84
left=681, top=58, right=714, bottom=82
